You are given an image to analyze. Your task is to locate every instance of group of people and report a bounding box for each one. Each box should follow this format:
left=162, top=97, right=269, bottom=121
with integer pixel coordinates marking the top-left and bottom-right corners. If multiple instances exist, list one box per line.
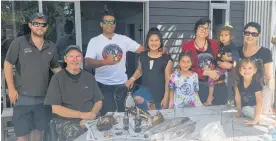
left=3, top=7, right=275, bottom=141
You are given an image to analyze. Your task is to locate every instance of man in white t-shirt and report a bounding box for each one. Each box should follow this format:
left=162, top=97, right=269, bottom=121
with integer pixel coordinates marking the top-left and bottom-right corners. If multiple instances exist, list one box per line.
left=85, top=8, right=144, bottom=115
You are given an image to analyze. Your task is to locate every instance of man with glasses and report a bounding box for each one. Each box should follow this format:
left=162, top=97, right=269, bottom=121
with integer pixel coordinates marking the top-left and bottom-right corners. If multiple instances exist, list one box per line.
left=4, top=12, right=61, bottom=141
left=85, top=7, right=144, bottom=115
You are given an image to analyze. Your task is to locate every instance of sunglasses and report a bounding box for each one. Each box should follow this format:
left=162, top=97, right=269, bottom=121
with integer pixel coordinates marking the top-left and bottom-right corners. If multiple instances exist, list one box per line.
left=102, top=20, right=116, bottom=25
left=32, top=22, right=48, bottom=27
left=244, top=31, right=259, bottom=37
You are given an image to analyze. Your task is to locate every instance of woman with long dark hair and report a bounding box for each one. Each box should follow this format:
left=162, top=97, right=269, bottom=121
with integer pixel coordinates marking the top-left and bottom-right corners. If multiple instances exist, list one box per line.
left=125, top=27, right=173, bottom=110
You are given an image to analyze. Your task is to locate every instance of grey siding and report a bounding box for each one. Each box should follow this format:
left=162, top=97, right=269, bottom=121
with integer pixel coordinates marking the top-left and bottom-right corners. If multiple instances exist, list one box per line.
left=230, top=1, right=245, bottom=47
left=149, top=1, right=209, bottom=66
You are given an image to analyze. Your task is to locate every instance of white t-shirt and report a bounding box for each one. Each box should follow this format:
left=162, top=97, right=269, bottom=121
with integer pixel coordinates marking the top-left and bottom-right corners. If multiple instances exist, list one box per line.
left=85, top=34, right=140, bottom=85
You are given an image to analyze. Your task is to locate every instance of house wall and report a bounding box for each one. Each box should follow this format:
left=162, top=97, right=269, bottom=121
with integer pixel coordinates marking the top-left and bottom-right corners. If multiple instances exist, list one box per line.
left=149, top=1, right=209, bottom=67
left=124, top=12, right=144, bottom=45
left=230, top=1, right=245, bottom=47
left=149, top=1, right=247, bottom=66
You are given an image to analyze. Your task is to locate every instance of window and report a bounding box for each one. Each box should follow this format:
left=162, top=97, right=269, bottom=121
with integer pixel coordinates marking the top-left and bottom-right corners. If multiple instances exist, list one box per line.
left=211, top=0, right=227, bottom=3
left=209, top=0, right=230, bottom=38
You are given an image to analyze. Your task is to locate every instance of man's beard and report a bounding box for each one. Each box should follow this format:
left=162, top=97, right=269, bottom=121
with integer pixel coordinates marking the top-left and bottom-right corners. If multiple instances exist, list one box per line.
left=104, top=29, right=114, bottom=34
left=32, top=30, right=45, bottom=37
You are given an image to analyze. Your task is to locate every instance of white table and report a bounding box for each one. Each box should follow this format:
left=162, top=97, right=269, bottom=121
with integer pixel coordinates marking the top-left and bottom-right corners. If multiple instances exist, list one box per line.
left=74, top=105, right=273, bottom=141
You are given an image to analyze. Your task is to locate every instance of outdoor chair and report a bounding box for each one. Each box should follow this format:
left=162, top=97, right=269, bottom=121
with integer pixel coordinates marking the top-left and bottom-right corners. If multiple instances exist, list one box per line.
left=1, top=69, right=14, bottom=141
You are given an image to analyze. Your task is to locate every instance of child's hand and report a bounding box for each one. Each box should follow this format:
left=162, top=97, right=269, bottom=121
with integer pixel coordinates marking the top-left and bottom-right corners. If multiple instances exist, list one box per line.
left=169, top=100, right=174, bottom=109
left=125, top=79, right=135, bottom=88
left=209, top=64, right=215, bottom=70
left=161, top=96, right=169, bottom=109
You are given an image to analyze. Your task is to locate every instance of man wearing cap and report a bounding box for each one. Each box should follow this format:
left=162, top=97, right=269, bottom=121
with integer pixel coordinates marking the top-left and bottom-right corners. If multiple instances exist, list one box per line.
left=85, top=7, right=145, bottom=115
left=45, top=45, right=103, bottom=140
left=4, top=12, right=62, bottom=141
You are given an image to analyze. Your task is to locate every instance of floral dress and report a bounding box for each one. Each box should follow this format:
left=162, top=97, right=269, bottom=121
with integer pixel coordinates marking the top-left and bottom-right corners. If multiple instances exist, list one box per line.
left=169, top=70, right=202, bottom=108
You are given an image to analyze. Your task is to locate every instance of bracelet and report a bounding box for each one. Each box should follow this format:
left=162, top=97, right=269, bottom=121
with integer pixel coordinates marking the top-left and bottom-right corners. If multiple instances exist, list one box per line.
left=130, top=77, right=136, bottom=81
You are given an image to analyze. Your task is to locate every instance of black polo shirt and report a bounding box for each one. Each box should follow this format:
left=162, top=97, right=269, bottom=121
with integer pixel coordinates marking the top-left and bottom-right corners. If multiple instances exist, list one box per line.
left=5, top=35, right=60, bottom=97
left=44, top=70, right=104, bottom=113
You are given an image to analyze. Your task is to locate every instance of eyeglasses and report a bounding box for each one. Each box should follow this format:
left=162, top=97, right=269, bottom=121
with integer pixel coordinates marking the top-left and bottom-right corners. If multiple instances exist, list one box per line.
left=244, top=31, right=259, bottom=37
left=198, top=26, right=210, bottom=31
left=102, top=20, right=116, bottom=25
left=32, top=22, right=48, bottom=27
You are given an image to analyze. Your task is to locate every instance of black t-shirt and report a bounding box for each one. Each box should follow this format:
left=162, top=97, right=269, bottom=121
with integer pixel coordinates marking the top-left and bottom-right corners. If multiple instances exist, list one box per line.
left=64, top=69, right=82, bottom=80
left=237, top=78, right=262, bottom=106
left=217, top=42, right=240, bottom=63
left=239, top=47, right=273, bottom=64
left=44, top=70, right=104, bottom=117
left=196, top=41, right=225, bottom=81
left=140, top=51, right=172, bottom=102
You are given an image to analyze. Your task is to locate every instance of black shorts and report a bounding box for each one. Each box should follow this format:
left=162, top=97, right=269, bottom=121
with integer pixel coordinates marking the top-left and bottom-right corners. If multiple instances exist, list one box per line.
left=12, top=104, right=52, bottom=137
left=97, top=82, right=126, bottom=115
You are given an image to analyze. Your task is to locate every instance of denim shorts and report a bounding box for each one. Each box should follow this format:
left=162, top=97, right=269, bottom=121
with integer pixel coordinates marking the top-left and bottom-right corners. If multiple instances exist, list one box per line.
left=133, top=87, right=161, bottom=110
left=134, top=87, right=153, bottom=102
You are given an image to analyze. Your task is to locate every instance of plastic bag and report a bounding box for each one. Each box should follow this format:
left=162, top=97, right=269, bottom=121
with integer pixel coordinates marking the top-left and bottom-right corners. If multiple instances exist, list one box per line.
left=200, top=122, right=225, bottom=141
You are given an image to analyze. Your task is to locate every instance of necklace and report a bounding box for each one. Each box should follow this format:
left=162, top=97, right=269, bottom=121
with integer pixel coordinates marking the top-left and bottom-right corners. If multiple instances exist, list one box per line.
left=194, top=40, right=206, bottom=51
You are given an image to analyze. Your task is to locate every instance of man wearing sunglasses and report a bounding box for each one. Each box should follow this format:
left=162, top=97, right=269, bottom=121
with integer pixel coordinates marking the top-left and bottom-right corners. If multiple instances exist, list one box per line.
left=4, top=12, right=62, bottom=141
left=85, top=8, right=145, bottom=115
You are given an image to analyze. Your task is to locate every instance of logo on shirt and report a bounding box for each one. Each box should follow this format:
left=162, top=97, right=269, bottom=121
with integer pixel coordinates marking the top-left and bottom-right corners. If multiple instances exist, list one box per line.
left=48, top=52, right=52, bottom=55
left=24, top=48, right=32, bottom=54
left=241, top=92, right=252, bottom=104
left=197, top=53, right=214, bottom=69
left=102, top=44, right=123, bottom=63
left=180, top=82, right=193, bottom=96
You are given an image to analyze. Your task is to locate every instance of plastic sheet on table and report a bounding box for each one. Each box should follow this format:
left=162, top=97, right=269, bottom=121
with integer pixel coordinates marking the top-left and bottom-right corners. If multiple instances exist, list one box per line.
left=151, top=119, right=196, bottom=141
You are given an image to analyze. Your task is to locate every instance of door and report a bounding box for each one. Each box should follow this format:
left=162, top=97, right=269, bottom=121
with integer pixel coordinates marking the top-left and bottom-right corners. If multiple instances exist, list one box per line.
left=209, top=0, right=230, bottom=39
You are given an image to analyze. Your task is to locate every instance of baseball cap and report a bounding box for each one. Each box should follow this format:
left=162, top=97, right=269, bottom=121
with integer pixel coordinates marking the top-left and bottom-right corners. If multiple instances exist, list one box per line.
left=64, top=45, right=82, bottom=56
left=29, top=12, right=48, bottom=23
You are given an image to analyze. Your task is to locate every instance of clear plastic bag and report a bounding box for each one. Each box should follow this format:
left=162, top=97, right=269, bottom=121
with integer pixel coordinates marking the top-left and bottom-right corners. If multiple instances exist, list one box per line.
left=200, top=122, right=225, bottom=141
